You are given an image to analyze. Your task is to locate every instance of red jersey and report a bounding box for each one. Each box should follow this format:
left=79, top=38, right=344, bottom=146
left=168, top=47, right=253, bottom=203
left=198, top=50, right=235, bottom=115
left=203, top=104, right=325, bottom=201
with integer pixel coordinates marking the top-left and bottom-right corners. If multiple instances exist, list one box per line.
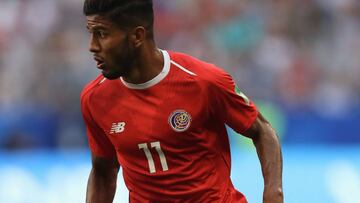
left=81, top=50, right=258, bottom=203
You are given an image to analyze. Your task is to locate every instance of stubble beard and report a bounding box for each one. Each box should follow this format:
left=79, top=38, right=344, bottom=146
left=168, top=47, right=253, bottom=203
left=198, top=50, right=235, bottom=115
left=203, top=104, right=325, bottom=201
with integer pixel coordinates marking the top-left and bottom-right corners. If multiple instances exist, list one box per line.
left=103, top=35, right=137, bottom=80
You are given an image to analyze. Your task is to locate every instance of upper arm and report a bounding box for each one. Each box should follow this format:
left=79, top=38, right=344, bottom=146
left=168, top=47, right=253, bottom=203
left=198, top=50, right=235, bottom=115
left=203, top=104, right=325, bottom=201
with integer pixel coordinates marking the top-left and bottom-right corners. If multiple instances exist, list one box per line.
left=81, top=91, right=117, bottom=158
left=242, top=113, right=276, bottom=140
left=91, top=152, right=120, bottom=174
left=209, top=68, right=258, bottom=134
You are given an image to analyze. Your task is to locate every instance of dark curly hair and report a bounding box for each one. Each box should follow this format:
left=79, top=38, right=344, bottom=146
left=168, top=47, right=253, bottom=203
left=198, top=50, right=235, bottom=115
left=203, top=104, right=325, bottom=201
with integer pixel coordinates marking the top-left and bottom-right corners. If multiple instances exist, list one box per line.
left=83, top=0, right=154, bottom=38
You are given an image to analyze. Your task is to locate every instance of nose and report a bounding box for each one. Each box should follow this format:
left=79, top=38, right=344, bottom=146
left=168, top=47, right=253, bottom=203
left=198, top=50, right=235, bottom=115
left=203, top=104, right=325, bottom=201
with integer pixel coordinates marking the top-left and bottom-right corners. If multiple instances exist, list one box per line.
left=89, top=35, right=100, bottom=53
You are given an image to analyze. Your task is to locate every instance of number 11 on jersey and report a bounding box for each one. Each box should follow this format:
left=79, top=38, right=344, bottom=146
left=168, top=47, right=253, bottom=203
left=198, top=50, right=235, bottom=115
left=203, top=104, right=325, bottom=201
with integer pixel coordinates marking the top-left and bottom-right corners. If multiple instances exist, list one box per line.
left=138, top=141, right=169, bottom=173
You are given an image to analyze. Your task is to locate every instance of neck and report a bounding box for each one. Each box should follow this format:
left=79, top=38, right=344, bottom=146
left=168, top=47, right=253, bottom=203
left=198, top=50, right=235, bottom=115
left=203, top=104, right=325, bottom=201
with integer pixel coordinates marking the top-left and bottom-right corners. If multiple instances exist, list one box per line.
left=122, top=43, right=164, bottom=84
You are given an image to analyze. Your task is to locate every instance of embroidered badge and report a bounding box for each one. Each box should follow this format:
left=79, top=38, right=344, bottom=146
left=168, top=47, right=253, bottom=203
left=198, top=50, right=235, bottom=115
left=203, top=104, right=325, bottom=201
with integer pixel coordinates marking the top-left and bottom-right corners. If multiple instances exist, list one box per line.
left=168, top=110, right=192, bottom=132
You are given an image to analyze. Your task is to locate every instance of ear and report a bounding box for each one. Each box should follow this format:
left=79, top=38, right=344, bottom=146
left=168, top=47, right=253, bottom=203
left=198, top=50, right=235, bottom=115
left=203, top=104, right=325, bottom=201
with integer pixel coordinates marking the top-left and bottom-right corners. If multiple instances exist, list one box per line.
left=130, top=26, right=146, bottom=48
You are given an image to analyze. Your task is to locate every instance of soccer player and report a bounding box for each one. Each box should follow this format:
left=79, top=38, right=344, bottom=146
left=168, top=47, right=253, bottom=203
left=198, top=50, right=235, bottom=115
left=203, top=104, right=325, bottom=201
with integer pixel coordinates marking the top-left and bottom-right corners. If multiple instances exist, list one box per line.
left=81, top=0, right=283, bottom=202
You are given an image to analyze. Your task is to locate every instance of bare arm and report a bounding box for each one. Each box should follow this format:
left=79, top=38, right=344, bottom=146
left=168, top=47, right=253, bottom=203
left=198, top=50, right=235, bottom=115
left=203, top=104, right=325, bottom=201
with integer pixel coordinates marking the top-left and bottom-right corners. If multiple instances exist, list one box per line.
left=86, top=153, right=120, bottom=203
left=243, top=113, right=283, bottom=203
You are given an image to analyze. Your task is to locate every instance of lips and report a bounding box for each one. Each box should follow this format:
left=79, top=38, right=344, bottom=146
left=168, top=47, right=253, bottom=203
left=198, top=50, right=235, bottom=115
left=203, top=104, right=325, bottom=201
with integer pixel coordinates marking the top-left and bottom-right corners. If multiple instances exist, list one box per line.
left=93, top=56, right=106, bottom=70
left=97, top=62, right=106, bottom=70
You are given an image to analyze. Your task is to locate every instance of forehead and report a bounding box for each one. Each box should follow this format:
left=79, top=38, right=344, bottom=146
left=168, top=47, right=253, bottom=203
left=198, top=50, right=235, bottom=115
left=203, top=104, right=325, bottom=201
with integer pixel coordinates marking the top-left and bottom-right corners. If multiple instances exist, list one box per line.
left=86, top=15, right=113, bottom=28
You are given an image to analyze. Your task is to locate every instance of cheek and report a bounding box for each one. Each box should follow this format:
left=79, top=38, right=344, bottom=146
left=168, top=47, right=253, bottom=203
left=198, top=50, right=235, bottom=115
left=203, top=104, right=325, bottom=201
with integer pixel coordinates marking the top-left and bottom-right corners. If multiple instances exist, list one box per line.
left=102, top=39, right=117, bottom=53
left=101, top=43, right=120, bottom=62
left=105, top=39, right=129, bottom=58
left=115, top=44, right=132, bottom=63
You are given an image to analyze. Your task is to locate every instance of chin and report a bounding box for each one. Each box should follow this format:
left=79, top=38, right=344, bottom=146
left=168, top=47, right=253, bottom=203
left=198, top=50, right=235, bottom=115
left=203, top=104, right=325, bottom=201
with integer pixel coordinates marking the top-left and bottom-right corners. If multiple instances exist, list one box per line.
left=102, top=70, right=122, bottom=80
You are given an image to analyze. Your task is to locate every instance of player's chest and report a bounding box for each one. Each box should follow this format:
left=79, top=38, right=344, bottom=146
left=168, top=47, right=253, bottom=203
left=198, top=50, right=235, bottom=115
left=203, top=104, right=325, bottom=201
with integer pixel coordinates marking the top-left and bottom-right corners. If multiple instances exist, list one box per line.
left=91, top=89, right=209, bottom=150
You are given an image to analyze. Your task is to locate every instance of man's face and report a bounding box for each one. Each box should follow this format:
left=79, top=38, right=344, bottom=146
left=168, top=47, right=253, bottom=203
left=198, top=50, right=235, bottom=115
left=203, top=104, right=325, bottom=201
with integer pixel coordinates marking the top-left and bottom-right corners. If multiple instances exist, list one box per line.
left=86, top=15, right=136, bottom=79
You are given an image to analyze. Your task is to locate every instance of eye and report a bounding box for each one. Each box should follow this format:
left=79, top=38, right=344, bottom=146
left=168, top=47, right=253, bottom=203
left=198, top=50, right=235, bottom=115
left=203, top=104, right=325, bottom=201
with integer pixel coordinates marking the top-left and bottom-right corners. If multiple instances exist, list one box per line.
left=98, top=31, right=106, bottom=38
left=97, top=30, right=107, bottom=39
left=91, top=30, right=107, bottom=39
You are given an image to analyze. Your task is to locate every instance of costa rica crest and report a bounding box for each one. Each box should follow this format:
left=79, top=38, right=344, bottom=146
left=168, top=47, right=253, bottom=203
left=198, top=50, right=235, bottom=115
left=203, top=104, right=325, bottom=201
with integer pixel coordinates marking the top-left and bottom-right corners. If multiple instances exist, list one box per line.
left=168, top=110, right=192, bottom=132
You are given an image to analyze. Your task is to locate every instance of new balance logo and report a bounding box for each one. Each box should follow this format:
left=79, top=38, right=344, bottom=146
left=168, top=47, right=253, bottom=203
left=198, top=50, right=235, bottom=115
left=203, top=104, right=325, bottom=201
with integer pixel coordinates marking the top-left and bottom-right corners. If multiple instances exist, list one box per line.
left=110, top=122, right=126, bottom=134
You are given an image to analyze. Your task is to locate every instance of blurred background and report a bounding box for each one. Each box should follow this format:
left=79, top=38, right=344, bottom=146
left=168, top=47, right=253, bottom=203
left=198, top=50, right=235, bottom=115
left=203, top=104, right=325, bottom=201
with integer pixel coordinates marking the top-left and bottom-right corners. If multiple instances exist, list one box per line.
left=0, top=0, right=359, bottom=202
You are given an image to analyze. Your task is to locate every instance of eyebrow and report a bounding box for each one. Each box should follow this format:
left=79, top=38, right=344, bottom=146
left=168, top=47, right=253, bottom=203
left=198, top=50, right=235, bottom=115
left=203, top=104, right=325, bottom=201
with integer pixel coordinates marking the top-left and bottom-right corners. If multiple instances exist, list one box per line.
left=86, top=24, right=109, bottom=31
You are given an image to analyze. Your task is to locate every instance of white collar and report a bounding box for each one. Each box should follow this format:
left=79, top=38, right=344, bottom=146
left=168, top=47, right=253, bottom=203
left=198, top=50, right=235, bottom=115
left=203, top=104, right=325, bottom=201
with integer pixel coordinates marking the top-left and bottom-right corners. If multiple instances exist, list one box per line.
left=120, top=50, right=170, bottom=90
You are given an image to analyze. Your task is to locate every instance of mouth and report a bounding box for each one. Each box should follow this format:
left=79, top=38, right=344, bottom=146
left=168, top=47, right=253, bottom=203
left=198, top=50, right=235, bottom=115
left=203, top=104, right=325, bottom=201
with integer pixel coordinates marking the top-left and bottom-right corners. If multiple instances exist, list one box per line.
left=93, top=56, right=106, bottom=70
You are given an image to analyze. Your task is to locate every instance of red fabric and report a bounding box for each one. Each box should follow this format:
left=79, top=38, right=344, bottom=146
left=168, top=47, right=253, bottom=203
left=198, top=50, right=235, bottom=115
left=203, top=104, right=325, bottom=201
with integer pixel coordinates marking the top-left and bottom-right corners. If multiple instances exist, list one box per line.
left=80, top=51, right=257, bottom=202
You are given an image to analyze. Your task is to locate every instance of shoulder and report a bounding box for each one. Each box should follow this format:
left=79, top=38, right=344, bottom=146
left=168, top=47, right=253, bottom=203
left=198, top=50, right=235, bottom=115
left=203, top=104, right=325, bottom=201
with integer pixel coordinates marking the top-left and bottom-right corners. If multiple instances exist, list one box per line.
left=168, top=51, right=231, bottom=85
left=80, top=74, right=106, bottom=104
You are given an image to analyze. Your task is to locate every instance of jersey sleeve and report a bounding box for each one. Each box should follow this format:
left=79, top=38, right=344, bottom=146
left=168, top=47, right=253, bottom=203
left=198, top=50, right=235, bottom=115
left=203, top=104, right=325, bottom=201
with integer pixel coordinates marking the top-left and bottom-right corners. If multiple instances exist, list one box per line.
left=81, top=90, right=116, bottom=158
left=209, top=68, right=258, bottom=134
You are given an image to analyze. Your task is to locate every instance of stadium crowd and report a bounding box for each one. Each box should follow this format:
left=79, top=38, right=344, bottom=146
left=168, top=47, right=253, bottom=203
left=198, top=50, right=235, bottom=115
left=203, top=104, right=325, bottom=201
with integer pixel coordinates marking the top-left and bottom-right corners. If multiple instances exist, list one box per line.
left=0, top=0, right=359, bottom=149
